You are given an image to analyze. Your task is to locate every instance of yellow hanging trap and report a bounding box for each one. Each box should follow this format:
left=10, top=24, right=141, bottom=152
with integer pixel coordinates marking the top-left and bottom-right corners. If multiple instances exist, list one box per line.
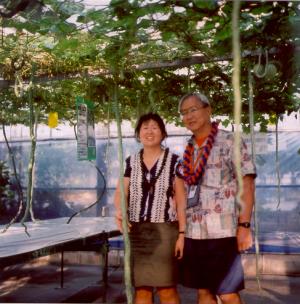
left=48, top=112, right=58, bottom=128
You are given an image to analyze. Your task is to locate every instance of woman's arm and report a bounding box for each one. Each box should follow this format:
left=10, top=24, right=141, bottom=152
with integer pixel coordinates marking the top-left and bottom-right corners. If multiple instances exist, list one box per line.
left=114, top=177, right=130, bottom=233
left=174, top=176, right=186, bottom=259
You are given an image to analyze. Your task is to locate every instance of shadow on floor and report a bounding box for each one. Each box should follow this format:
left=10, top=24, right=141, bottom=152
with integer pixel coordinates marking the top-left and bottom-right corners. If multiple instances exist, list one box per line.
left=1, top=262, right=300, bottom=304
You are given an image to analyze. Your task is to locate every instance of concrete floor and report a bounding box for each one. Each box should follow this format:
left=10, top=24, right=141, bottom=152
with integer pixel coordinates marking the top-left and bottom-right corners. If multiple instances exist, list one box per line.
left=1, top=256, right=300, bottom=304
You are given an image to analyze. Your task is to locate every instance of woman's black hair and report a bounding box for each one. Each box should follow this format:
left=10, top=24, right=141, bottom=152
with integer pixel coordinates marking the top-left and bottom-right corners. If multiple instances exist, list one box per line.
left=135, top=112, right=167, bottom=142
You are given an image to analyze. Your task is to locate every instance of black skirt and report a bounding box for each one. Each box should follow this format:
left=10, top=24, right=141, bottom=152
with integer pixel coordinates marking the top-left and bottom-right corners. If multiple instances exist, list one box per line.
left=129, top=221, right=179, bottom=287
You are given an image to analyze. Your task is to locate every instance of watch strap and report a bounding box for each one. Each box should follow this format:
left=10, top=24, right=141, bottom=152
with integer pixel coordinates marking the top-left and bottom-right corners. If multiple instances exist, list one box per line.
left=238, top=222, right=251, bottom=228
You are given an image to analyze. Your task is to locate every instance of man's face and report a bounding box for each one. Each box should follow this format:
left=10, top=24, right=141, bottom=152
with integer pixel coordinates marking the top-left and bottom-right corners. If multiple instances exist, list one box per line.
left=180, top=96, right=211, bottom=134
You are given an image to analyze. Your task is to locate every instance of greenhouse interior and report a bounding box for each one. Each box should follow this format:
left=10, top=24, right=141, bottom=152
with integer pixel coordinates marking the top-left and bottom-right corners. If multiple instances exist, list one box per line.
left=0, top=1, right=299, bottom=304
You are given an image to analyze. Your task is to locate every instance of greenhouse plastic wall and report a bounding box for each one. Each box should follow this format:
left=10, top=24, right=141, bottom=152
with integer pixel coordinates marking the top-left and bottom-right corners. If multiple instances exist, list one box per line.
left=0, top=130, right=299, bottom=251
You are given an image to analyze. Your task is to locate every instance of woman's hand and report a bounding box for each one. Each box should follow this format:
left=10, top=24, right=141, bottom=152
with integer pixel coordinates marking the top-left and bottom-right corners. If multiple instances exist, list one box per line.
left=115, top=210, right=131, bottom=233
left=174, top=234, right=185, bottom=259
left=115, top=209, right=123, bottom=233
left=114, top=177, right=130, bottom=233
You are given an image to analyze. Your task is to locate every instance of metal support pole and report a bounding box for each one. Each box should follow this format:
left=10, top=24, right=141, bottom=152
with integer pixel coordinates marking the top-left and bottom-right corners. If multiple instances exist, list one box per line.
left=102, top=231, right=109, bottom=286
left=100, top=231, right=109, bottom=302
left=60, top=250, right=64, bottom=288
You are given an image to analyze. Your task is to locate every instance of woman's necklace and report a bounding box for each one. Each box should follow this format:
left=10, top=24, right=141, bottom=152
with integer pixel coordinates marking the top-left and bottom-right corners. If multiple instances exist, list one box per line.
left=140, top=148, right=169, bottom=195
left=182, top=122, right=218, bottom=185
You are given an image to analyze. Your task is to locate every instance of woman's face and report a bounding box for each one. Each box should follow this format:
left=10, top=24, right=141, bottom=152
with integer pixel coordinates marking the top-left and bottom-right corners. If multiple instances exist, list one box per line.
left=139, top=119, right=164, bottom=148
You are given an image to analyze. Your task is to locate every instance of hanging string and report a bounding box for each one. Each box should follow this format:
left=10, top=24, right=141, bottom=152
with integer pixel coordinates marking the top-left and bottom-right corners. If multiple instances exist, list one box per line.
left=248, top=69, right=261, bottom=290
left=187, top=66, right=191, bottom=93
left=275, top=118, right=281, bottom=209
left=104, top=95, right=112, bottom=183
left=67, top=162, right=106, bottom=224
left=1, top=123, right=26, bottom=234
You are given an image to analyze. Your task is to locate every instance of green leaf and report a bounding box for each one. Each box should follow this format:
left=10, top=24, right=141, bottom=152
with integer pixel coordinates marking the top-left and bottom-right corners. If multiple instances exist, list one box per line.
left=44, top=22, right=75, bottom=36
left=193, top=0, right=218, bottom=10
left=42, top=39, right=58, bottom=50
left=161, top=31, right=175, bottom=42
left=247, top=5, right=272, bottom=16
left=60, top=2, right=85, bottom=15
left=54, top=38, right=80, bottom=51
left=78, top=9, right=107, bottom=23
left=138, top=19, right=152, bottom=29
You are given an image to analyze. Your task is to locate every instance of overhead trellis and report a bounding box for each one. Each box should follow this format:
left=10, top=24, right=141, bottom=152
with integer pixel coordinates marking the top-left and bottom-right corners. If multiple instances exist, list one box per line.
left=0, top=0, right=299, bottom=127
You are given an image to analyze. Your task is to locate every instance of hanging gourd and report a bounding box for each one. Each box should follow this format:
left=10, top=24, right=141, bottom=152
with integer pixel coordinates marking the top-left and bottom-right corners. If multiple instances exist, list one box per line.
left=48, top=112, right=58, bottom=128
left=264, top=62, right=278, bottom=80
left=253, top=49, right=278, bottom=81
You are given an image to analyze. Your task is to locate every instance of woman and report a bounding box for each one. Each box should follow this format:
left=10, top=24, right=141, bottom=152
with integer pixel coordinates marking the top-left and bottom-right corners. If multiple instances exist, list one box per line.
left=114, top=113, right=186, bottom=304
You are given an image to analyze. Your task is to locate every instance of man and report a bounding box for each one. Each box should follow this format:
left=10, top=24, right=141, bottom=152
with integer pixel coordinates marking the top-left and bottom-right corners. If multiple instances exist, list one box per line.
left=177, top=92, right=256, bottom=304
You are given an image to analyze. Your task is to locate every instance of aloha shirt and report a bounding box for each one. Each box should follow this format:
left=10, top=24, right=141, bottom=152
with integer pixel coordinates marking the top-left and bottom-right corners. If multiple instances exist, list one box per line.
left=177, top=129, right=256, bottom=240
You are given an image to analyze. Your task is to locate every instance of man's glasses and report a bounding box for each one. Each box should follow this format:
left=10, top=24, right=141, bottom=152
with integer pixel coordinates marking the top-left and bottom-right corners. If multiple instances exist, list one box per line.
left=180, top=106, right=207, bottom=118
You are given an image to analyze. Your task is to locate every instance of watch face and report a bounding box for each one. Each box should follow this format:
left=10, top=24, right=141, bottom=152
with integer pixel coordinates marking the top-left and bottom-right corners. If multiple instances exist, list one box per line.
left=239, top=222, right=250, bottom=228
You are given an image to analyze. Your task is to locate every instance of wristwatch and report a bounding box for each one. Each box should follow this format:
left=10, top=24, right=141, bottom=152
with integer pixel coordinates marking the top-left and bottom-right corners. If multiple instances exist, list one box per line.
left=238, top=222, right=251, bottom=228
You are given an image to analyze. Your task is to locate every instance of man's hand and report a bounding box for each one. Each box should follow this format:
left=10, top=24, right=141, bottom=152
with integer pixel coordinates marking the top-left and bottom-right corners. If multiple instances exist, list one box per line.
left=238, top=175, right=255, bottom=252
left=237, top=226, right=253, bottom=252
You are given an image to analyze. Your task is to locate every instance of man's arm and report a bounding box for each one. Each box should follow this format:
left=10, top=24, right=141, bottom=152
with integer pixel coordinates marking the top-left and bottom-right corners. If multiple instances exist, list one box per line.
left=237, top=174, right=255, bottom=251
